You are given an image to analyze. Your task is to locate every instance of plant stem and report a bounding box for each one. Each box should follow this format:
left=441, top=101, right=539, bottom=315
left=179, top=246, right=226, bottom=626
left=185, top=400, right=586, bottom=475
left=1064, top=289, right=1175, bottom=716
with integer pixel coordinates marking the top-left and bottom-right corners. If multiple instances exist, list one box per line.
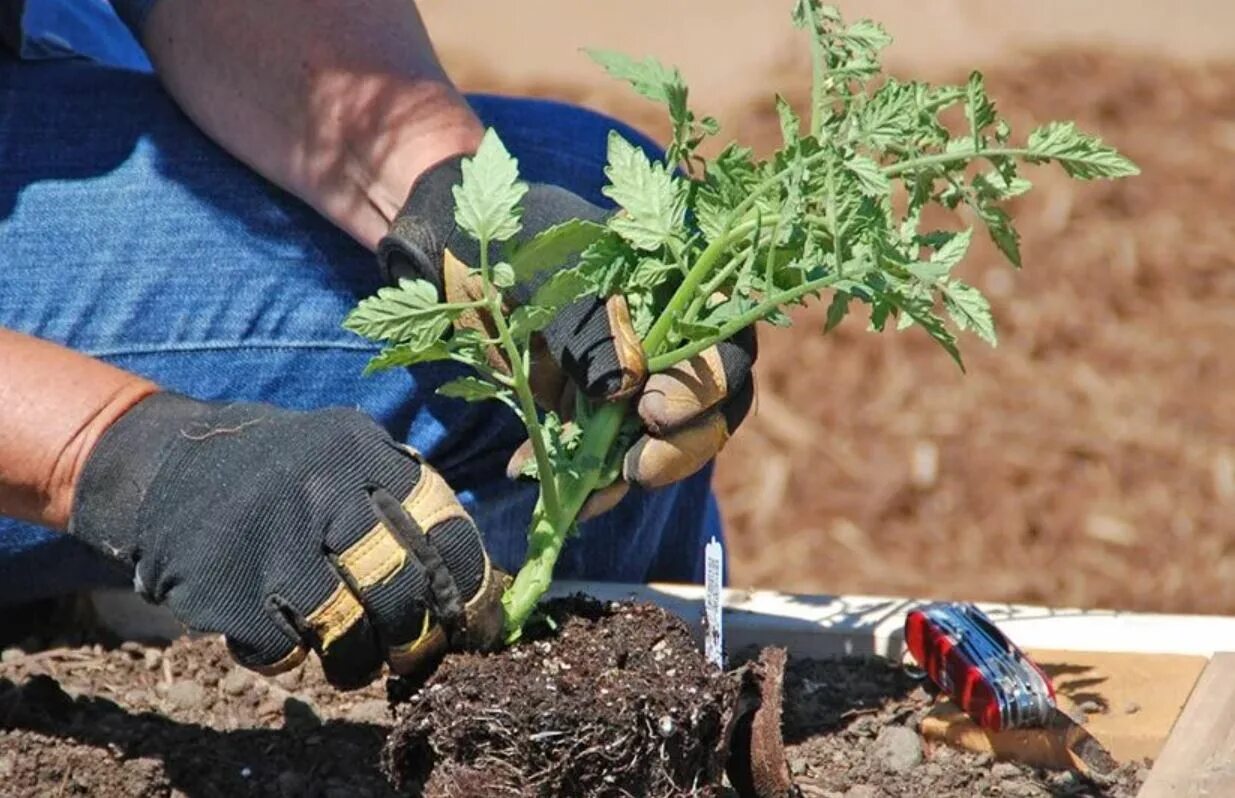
left=882, top=147, right=1035, bottom=177
left=500, top=400, right=627, bottom=639
left=648, top=271, right=844, bottom=372
left=802, top=0, right=828, bottom=139
left=479, top=247, right=562, bottom=524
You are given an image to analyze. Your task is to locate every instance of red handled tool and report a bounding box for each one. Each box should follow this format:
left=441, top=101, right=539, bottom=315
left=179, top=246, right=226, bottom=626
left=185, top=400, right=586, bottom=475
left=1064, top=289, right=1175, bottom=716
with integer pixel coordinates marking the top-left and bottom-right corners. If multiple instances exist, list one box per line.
left=904, top=602, right=1056, bottom=732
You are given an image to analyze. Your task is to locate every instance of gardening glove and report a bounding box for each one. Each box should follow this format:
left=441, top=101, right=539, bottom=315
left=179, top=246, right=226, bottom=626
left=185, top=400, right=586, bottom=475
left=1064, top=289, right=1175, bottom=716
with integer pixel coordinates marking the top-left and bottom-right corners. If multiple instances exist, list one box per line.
left=377, top=155, right=757, bottom=518
left=68, top=392, right=506, bottom=690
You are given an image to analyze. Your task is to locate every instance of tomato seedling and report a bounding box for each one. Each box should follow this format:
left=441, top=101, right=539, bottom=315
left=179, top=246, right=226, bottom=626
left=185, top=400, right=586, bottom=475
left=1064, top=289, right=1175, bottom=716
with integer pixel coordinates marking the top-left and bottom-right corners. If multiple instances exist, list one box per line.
left=345, top=1, right=1138, bottom=641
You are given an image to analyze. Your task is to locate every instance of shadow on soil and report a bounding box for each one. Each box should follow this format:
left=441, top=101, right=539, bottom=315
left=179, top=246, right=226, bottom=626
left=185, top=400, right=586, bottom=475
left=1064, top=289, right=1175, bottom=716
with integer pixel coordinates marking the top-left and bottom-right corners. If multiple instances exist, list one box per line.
left=0, top=674, right=405, bottom=797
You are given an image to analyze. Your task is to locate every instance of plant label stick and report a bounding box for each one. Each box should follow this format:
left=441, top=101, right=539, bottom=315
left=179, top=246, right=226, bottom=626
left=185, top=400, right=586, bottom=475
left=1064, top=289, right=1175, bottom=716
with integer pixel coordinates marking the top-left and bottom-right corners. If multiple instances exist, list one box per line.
left=704, top=536, right=724, bottom=669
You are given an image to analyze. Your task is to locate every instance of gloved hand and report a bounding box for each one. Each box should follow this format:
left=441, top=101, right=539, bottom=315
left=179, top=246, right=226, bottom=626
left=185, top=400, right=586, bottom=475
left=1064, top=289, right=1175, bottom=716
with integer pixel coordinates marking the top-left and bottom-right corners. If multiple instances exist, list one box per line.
left=377, top=155, right=757, bottom=518
left=69, top=392, right=504, bottom=690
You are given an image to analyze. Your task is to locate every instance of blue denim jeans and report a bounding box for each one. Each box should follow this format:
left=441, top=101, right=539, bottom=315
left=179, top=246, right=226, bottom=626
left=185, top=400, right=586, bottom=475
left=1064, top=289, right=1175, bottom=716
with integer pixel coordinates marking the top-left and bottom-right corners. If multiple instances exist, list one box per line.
left=0, top=51, right=722, bottom=604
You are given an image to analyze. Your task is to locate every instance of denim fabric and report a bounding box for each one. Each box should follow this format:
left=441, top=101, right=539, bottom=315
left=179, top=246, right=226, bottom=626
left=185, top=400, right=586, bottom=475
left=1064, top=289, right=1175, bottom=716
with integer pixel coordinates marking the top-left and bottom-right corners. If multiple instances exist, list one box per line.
left=0, top=52, right=723, bottom=604
left=2, top=1, right=152, bottom=70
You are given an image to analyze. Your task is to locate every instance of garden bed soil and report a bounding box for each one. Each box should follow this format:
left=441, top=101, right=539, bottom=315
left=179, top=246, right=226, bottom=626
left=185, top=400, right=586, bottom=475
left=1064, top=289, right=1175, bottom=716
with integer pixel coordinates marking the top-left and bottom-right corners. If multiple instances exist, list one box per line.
left=0, top=598, right=1147, bottom=797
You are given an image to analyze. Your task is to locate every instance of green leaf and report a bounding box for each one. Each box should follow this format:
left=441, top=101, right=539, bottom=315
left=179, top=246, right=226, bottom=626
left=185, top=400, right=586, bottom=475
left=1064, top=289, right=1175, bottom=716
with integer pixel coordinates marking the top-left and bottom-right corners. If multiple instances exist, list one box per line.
left=585, top=49, right=683, bottom=105
left=858, top=78, right=916, bottom=149
left=973, top=169, right=1032, bottom=201
left=602, top=132, right=686, bottom=251
left=846, top=153, right=890, bottom=197
left=362, top=342, right=450, bottom=375
left=492, top=261, right=516, bottom=289
left=628, top=258, right=678, bottom=291
left=841, top=19, right=892, bottom=53
left=975, top=202, right=1022, bottom=268
left=437, top=376, right=503, bottom=403
left=824, top=291, right=851, bottom=332
left=342, top=278, right=455, bottom=347
left=508, top=219, right=606, bottom=284
left=776, top=95, right=801, bottom=147
left=899, top=295, right=963, bottom=369
left=508, top=305, right=556, bottom=341
left=453, top=129, right=527, bottom=243
left=1026, top=121, right=1140, bottom=180
left=531, top=269, right=591, bottom=311
left=910, top=228, right=972, bottom=283
left=965, top=71, right=996, bottom=136
left=942, top=280, right=997, bottom=346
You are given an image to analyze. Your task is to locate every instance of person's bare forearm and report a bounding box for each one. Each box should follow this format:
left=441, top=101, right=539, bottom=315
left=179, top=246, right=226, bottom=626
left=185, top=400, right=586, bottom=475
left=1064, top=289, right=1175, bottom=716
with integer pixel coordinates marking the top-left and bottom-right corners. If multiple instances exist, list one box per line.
left=0, top=329, right=158, bottom=528
left=141, top=0, right=483, bottom=251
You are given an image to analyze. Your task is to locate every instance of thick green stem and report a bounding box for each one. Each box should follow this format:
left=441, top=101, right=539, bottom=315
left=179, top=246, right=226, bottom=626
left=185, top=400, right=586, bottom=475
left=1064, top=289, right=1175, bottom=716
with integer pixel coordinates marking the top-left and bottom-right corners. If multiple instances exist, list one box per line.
left=479, top=247, right=562, bottom=523
left=500, top=401, right=627, bottom=639
left=648, top=272, right=844, bottom=372
left=802, top=0, right=828, bottom=139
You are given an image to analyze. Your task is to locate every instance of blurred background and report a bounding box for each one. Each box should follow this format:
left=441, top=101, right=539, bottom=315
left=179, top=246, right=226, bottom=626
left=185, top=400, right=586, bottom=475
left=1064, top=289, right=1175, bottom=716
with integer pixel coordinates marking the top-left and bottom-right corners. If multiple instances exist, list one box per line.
left=421, top=1, right=1235, bottom=615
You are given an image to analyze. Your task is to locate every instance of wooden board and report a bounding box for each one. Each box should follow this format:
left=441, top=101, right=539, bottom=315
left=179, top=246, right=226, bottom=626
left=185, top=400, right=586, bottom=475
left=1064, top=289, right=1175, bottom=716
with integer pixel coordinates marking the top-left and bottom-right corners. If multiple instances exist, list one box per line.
left=1138, top=653, right=1235, bottom=797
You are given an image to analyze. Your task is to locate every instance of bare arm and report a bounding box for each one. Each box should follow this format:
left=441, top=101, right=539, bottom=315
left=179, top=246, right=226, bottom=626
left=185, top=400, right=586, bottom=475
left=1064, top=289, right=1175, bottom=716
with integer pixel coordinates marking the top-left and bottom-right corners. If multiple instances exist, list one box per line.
left=139, top=0, right=483, bottom=251
left=0, top=329, right=157, bottom=528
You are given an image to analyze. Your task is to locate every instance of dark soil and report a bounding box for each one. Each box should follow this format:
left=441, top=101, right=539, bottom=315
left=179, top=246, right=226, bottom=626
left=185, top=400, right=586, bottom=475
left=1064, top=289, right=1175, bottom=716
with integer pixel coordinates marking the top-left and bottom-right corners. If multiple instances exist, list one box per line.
left=0, top=598, right=1149, bottom=798
left=384, top=597, right=744, bottom=797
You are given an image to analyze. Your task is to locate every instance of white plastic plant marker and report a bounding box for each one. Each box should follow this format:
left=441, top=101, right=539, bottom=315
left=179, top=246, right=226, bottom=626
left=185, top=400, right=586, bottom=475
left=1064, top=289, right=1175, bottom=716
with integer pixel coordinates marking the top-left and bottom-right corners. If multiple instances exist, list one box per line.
left=704, top=537, right=724, bottom=669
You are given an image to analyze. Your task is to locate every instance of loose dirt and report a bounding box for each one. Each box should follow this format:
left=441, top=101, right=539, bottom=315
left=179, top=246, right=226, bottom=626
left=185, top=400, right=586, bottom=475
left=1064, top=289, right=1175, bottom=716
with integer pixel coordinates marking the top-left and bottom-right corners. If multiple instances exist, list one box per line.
left=0, top=601, right=1147, bottom=797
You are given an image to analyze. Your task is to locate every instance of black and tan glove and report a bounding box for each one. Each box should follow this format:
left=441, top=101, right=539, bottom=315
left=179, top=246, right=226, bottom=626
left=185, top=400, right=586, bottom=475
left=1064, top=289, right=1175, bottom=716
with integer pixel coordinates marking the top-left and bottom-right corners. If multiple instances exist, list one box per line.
left=69, top=392, right=504, bottom=689
left=377, top=155, right=757, bottom=518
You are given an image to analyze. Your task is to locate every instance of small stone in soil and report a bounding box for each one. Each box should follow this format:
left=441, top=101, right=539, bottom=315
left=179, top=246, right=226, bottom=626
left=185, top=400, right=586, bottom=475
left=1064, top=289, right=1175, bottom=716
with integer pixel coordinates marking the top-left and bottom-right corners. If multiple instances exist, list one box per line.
left=1124, top=701, right=1141, bottom=714
left=220, top=667, right=252, bottom=696
left=142, top=648, right=162, bottom=670
left=0, top=647, right=24, bottom=664
left=873, top=725, right=922, bottom=772
left=164, top=680, right=205, bottom=710
left=1079, top=700, right=1104, bottom=715
left=344, top=698, right=390, bottom=726
left=992, top=761, right=1022, bottom=779
left=845, top=786, right=879, bottom=798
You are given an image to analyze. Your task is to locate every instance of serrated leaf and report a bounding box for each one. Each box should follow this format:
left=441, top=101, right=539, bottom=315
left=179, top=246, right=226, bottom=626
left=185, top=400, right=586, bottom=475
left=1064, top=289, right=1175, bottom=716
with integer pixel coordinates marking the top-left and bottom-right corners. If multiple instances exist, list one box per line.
left=841, top=19, right=892, bottom=53
left=975, top=202, right=1022, bottom=267
left=576, top=234, right=637, bottom=297
left=492, top=261, right=515, bottom=289
left=858, top=78, right=916, bottom=149
left=602, top=132, right=686, bottom=251
left=343, top=278, right=455, bottom=347
left=910, top=228, right=972, bottom=284
left=531, top=269, right=591, bottom=311
left=362, top=342, right=450, bottom=375
left=437, top=376, right=503, bottom=403
left=453, top=129, right=527, bottom=243
left=508, top=305, right=556, bottom=341
left=824, top=291, right=851, bottom=332
left=628, top=258, right=678, bottom=291
left=899, top=295, right=963, bottom=369
left=973, top=170, right=1032, bottom=201
left=507, top=219, right=606, bottom=284
left=942, top=280, right=997, bottom=346
left=776, top=95, right=801, bottom=148
left=965, top=71, right=996, bottom=136
left=1026, top=121, right=1140, bottom=180
left=585, top=49, right=683, bottom=105
left=846, top=154, right=889, bottom=197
